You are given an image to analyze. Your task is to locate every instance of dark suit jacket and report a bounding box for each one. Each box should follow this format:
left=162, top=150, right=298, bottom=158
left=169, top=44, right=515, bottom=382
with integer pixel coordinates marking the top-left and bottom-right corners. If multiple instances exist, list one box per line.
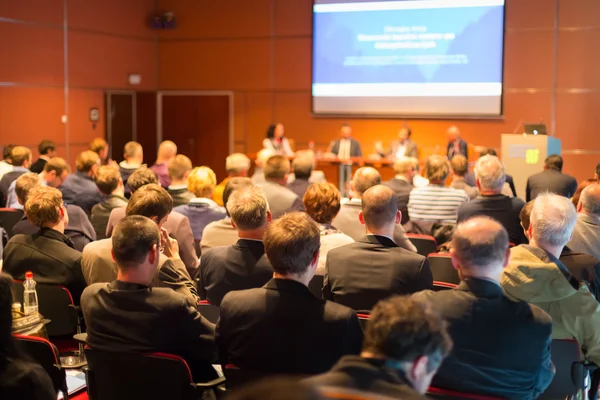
left=526, top=169, right=578, bottom=201
left=323, top=235, right=432, bottom=311
left=382, top=178, right=413, bottom=225
left=200, top=239, right=273, bottom=306
left=60, top=172, right=105, bottom=215
left=286, top=178, right=311, bottom=200
left=446, top=139, right=468, bottom=160
left=384, top=139, right=419, bottom=159
left=2, top=227, right=86, bottom=304
left=413, top=278, right=554, bottom=400
left=0, top=169, right=28, bottom=207
left=216, top=278, right=363, bottom=374
left=81, top=280, right=217, bottom=381
left=329, top=139, right=363, bottom=157
left=256, top=181, right=304, bottom=219
left=561, top=246, right=600, bottom=300
left=29, top=158, right=47, bottom=174
left=168, top=187, right=195, bottom=208
left=90, top=194, right=128, bottom=240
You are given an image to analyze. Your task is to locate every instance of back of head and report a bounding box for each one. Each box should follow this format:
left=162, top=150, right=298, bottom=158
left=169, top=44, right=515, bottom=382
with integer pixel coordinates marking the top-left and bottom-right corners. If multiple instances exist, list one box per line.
left=303, top=182, right=341, bottom=224
left=580, top=184, right=600, bottom=218
left=531, top=192, right=577, bottom=248
left=450, top=155, right=468, bottom=177
left=95, top=165, right=122, bottom=195
left=76, top=150, right=100, bottom=173
left=227, top=186, right=269, bottom=231
left=15, top=173, right=42, bottom=206
left=167, top=154, right=192, bottom=181
left=545, top=154, right=563, bottom=172
left=393, top=157, right=414, bottom=176
left=126, top=183, right=173, bottom=221
left=520, top=200, right=535, bottom=231
left=572, top=178, right=598, bottom=207
left=474, top=155, right=505, bottom=192
left=44, top=157, right=69, bottom=176
left=256, top=149, right=276, bottom=168
left=292, top=152, right=314, bottom=180
left=351, top=167, right=381, bottom=195
left=38, top=140, right=56, bottom=156
left=479, top=148, right=497, bottom=157
left=226, top=153, right=251, bottom=175
left=223, top=177, right=254, bottom=210
left=157, top=140, right=177, bottom=161
left=25, top=186, right=63, bottom=228
left=451, top=217, right=509, bottom=272
left=90, top=138, right=108, bottom=154
left=424, top=155, right=450, bottom=182
left=123, top=141, right=143, bottom=161
left=264, top=212, right=320, bottom=276
left=264, top=155, right=290, bottom=180
left=2, top=144, right=15, bottom=161
left=127, top=167, right=158, bottom=193
left=361, top=185, right=398, bottom=230
left=187, top=166, right=217, bottom=198
left=112, top=216, right=159, bottom=270
left=11, top=146, right=32, bottom=167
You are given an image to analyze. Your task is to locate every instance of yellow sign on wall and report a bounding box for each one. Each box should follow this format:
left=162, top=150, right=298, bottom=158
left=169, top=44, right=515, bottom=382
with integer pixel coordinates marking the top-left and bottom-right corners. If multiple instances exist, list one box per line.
left=526, top=149, right=540, bottom=164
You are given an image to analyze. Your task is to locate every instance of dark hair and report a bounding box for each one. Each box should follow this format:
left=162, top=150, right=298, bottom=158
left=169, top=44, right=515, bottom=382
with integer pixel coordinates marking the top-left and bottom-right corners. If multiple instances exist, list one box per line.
left=520, top=200, right=535, bottom=231
left=112, top=216, right=160, bottom=269
left=572, top=179, right=599, bottom=207
left=361, top=185, right=398, bottom=229
left=545, top=154, right=563, bottom=171
left=2, top=144, right=15, bottom=161
left=223, top=177, right=253, bottom=216
left=452, top=216, right=509, bottom=269
left=127, top=167, right=158, bottom=193
left=266, top=123, right=279, bottom=139
left=126, top=184, right=173, bottom=222
left=227, top=378, right=322, bottom=400
left=38, top=140, right=56, bottom=155
left=479, top=148, right=497, bottom=157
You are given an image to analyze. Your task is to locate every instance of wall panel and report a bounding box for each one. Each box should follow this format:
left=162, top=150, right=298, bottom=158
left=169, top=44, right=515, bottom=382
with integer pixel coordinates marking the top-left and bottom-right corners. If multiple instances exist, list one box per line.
left=0, top=0, right=63, bottom=25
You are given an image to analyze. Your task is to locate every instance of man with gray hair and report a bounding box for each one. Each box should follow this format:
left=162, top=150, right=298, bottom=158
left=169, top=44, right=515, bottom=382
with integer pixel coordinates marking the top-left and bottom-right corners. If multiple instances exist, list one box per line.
left=250, top=148, right=276, bottom=184
left=256, top=155, right=303, bottom=219
left=414, top=217, right=554, bottom=399
left=502, top=193, right=600, bottom=377
left=457, top=155, right=527, bottom=245
left=213, top=153, right=251, bottom=206
left=568, top=184, right=600, bottom=260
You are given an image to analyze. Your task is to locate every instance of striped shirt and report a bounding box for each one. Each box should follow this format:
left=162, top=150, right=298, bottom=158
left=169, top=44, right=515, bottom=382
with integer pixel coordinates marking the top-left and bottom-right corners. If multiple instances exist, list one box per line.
left=408, top=185, right=469, bottom=223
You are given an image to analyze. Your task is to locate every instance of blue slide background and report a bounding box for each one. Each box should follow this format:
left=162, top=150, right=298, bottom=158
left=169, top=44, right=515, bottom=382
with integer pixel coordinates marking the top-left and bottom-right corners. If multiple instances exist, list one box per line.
left=313, top=5, right=504, bottom=84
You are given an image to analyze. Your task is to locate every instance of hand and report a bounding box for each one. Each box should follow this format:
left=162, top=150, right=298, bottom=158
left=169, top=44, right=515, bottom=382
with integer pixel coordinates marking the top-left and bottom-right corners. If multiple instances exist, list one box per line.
left=160, top=228, right=180, bottom=260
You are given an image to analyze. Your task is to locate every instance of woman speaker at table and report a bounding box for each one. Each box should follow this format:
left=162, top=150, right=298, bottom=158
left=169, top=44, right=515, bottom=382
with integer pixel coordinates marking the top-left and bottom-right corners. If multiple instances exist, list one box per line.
left=262, top=123, right=294, bottom=157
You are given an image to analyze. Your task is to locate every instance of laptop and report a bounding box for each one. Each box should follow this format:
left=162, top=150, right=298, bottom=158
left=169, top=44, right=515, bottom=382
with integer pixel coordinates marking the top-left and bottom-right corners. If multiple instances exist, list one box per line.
left=524, top=123, right=547, bottom=135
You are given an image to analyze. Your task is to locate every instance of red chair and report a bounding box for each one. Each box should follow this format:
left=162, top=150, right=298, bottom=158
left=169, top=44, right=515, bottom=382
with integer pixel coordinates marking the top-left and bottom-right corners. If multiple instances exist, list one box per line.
left=407, top=234, right=437, bottom=257
left=357, top=313, right=370, bottom=330
left=197, top=300, right=220, bottom=324
left=427, top=387, right=504, bottom=399
left=0, top=207, right=24, bottom=240
left=427, top=253, right=460, bottom=291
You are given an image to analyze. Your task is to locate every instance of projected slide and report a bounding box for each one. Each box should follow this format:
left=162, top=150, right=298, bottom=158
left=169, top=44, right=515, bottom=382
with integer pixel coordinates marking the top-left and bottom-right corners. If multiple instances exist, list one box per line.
left=312, top=0, right=506, bottom=116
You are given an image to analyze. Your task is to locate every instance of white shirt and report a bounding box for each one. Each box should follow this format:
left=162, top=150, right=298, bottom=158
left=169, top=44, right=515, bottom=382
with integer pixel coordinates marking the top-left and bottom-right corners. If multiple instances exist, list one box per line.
left=338, top=139, right=351, bottom=159
left=395, top=144, right=407, bottom=159
left=0, top=160, right=13, bottom=181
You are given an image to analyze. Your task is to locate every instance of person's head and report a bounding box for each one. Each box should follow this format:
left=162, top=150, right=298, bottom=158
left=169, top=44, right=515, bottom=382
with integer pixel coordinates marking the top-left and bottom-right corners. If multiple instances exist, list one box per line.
left=156, top=140, right=177, bottom=162
left=292, top=151, right=314, bottom=180
left=595, top=163, right=600, bottom=179
left=127, top=167, right=158, bottom=193
left=125, top=184, right=173, bottom=227
left=572, top=179, right=598, bottom=207
left=111, top=216, right=160, bottom=285
left=424, top=155, right=450, bottom=183
left=187, top=166, right=217, bottom=198
left=529, top=193, right=577, bottom=255
left=167, top=154, right=193, bottom=183
left=256, top=148, right=276, bottom=168
left=303, top=182, right=342, bottom=225
left=90, top=138, right=109, bottom=162
left=10, top=146, right=32, bottom=168
left=123, top=141, right=143, bottom=165
left=446, top=125, right=460, bottom=142
left=223, top=177, right=254, bottom=215
left=362, top=296, right=453, bottom=394
left=340, top=123, right=352, bottom=139
left=15, top=173, right=42, bottom=206
left=398, top=126, right=412, bottom=142
left=2, top=144, right=15, bottom=163
left=578, top=184, right=600, bottom=218
left=264, top=155, right=290, bottom=184
left=76, top=150, right=100, bottom=176
left=227, top=186, right=271, bottom=233
left=520, top=200, right=534, bottom=236
left=450, top=155, right=469, bottom=178
left=544, top=154, right=563, bottom=172
left=95, top=165, right=124, bottom=196
left=359, top=185, right=400, bottom=234
left=38, top=140, right=56, bottom=157
left=350, top=167, right=381, bottom=197
left=266, top=123, right=285, bottom=139
left=474, top=154, right=505, bottom=193
left=25, top=186, right=69, bottom=230
left=479, top=148, right=498, bottom=157
left=264, top=212, right=320, bottom=284
left=42, top=157, right=69, bottom=187
left=393, top=157, right=415, bottom=180
left=225, top=153, right=251, bottom=178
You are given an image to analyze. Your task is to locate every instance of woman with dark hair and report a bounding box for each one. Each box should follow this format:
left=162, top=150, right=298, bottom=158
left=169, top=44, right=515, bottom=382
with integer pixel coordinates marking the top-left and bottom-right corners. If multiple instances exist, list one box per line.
left=262, top=123, right=294, bottom=157
left=0, top=273, right=56, bottom=399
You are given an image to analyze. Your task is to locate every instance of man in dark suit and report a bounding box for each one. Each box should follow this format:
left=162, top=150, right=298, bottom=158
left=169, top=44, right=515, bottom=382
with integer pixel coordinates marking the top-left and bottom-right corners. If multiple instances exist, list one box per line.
left=324, top=185, right=432, bottom=311
left=376, top=126, right=419, bottom=160
left=90, top=165, right=128, bottom=240
left=446, top=126, right=468, bottom=160
left=118, top=141, right=145, bottom=198
left=81, top=215, right=217, bottom=382
left=59, top=150, right=104, bottom=215
left=305, top=296, right=453, bottom=399
left=327, top=124, right=363, bottom=159
left=413, top=217, right=554, bottom=399
left=216, top=212, right=363, bottom=375
left=30, top=140, right=56, bottom=174
left=256, top=155, right=303, bottom=219
left=167, top=154, right=195, bottom=207
left=0, top=146, right=31, bottom=207
left=200, top=186, right=273, bottom=305
left=287, top=153, right=313, bottom=199
left=383, top=157, right=414, bottom=225
left=526, top=154, right=577, bottom=201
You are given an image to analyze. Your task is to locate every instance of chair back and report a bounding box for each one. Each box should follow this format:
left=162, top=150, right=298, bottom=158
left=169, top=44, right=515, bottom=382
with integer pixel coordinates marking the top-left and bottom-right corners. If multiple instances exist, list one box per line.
left=428, top=253, right=460, bottom=290
left=224, top=364, right=288, bottom=391
left=198, top=301, right=220, bottom=324
left=538, top=339, right=585, bottom=399
left=308, top=274, right=323, bottom=299
left=407, top=234, right=437, bottom=256
left=427, top=386, right=503, bottom=399
left=0, top=208, right=24, bottom=240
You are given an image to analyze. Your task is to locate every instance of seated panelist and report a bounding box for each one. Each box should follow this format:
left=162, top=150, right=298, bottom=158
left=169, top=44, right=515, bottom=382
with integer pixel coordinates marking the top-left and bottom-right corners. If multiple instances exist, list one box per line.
left=376, top=125, right=418, bottom=160
left=326, top=124, right=363, bottom=159
left=262, top=123, right=294, bottom=157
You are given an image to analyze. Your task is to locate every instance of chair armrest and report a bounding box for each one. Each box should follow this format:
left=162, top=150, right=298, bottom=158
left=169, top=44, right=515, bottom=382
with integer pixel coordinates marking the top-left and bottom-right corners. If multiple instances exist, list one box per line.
left=73, top=333, right=88, bottom=344
left=192, top=376, right=226, bottom=389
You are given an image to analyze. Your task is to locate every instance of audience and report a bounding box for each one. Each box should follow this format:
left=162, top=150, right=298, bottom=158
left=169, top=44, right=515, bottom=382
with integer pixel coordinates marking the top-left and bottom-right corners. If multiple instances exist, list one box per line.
left=81, top=215, right=217, bottom=382
left=303, top=182, right=354, bottom=274
left=465, top=148, right=517, bottom=197
left=526, top=154, right=577, bottom=201
left=167, top=154, right=195, bottom=207
left=250, top=148, right=276, bottom=184
left=90, top=137, right=110, bottom=165
left=333, top=167, right=416, bottom=252
left=306, top=296, right=452, bottom=399
left=287, top=152, right=315, bottom=199
left=90, top=165, right=128, bottom=240
left=256, top=155, right=304, bottom=219
left=0, top=144, right=14, bottom=181
left=213, top=153, right=251, bottom=206
left=200, top=186, right=273, bottom=305
left=60, top=150, right=104, bottom=214
left=0, top=146, right=31, bottom=207
left=414, top=217, right=554, bottom=399
left=151, top=140, right=177, bottom=188
left=118, top=141, right=144, bottom=197
left=457, top=155, right=527, bottom=245
left=382, top=157, right=414, bottom=225
left=30, top=140, right=56, bottom=174
left=572, top=178, right=598, bottom=208
left=216, top=212, right=363, bottom=375
left=450, top=155, right=478, bottom=199
left=568, top=184, right=600, bottom=260
left=2, top=186, right=86, bottom=303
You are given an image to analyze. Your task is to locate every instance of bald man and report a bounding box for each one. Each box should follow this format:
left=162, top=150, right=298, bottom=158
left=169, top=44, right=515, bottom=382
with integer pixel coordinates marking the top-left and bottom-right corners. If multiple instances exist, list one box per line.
left=568, top=184, right=600, bottom=260
left=413, top=217, right=554, bottom=399
left=324, top=185, right=432, bottom=311
left=446, top=126, right=468, bottom=160
left=151, top=140, right=178, bottom=188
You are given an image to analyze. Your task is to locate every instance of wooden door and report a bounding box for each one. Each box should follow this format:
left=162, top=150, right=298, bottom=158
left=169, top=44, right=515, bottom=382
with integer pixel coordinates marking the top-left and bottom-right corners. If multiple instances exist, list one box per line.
left=106, top=92, right=134, bottom=163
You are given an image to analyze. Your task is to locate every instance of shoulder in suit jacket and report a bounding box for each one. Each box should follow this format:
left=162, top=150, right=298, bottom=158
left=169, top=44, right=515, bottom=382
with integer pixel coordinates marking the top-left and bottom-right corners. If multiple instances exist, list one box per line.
left=526, top=169, right=578, bottom=201
left=256, top=181, right=303, bottom=219
left=388, top=140, right=419, bottom=159
left=29, top=158, right=47, bottom=174
left=561, top=246, right=600, bottom=300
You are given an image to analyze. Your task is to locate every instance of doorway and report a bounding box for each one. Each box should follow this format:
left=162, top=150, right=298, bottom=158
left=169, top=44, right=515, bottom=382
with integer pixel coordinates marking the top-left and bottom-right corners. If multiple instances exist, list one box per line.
left=105, top=91, right=135, bottom=163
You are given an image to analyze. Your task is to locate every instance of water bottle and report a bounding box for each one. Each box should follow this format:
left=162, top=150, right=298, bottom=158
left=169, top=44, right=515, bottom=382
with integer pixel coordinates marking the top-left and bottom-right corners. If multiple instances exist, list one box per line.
left=23, top=271, right=39, bottom=315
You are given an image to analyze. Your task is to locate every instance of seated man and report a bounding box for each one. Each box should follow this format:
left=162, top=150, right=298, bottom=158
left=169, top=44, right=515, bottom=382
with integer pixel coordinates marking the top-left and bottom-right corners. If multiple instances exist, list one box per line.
left=324, top=185, right=432, bottom=311
left=250, top=148, right=275, bottom=184
left=90, top=165, right=128, bottom=240
left=90, top=137, right=110, bottom=165
left=286, top=152, right=314, bottom=199
left=2, top=186, right=86, bottom=303
left=286, top=150, right=326, bottom=186
left=118, top=141, right=144, bottom=197
left=216, top=212, right=363, bottom=375
left=0, top=146, right=31, bottom=207
left=305, top=296, right=453, bottom=399
left=526, top=154, right=578, bottom=201
left=81, top=215, right=217, bottom=382
left=30, top=139, right=56, bottom=173
left=167, top=154, right=195, bottom=207
left=414, top=217, right=554, bottom=399
left=256, top=155, right=304, bottom=219
left=213, top=153, right=251, bottom=206
left=200, top=186, right=273, bottom=305
left=569, top=183, right=600, bottom=260
left=151, top=140, right=177, bottom=188
left=382, top=157, right=414, bottom=225
left=465, top=148, right=516, bottom=197
left=450, top=155, right=478, bottom=199
left=83, top=184, right=199, bottom=302
left=60, top=150, right=104, bottom=214
left=7, top=156, right=69, bottom=209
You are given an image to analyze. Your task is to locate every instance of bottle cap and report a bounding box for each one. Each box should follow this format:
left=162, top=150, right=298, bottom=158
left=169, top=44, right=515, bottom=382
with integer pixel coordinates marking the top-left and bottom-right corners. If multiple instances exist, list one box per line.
left=25, top=271, right=33, bottom=279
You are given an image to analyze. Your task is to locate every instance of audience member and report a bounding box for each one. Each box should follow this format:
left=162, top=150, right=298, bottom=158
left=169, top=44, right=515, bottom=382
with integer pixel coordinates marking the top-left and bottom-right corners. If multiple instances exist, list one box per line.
left=414, top=217, right=554, bottom=399
left=167, top=154, right=194, bottom=207
left=200, top=186, right=273, bottom=305
left=324, top=185, right=432, bottom=311
left=60, top=150, right=104, bottom=214
left=332, top=167, right=416, bottom=252
left=526, top=155, right=577, bottom=201
left=306, top=296, right=452, bottom=399
left=446, top=125, right=467, bottom=159
left=0, top=146, right=31, bottom=207
left=216, top=212, right=363, bottom=375
left=411, top=157, right=429, bottom=188
left=256, top=155, right=304, bottom=218
left=572, top=178, right=598, bottom=208
left=457, top=155, right=527, bottom=245
left=81, top=215, right=217, bottom=382
left=118, top=141, right=144, bottom=197
left=569, top=184, right=600, bottom=260
left=465, top=148, right=517, bottom=197
left=408, top=155, right=469, bottom=225
left=151, top=140, right=177, bottom=188
left=450, top=155, right=478, bottom=199
left=302, top=182, right=354, bottom=274
left=383, top=157, right=414, bottom=225
left=90, top=165, right=128, bottom=240
left=327, top=123, right=362, bottom=159
left=90, top=137, right=110, bottom=165
left=0, top=144, right=14, bottom=181
left=200, top=177, right=253, bottom=252
left=287, top=150, right=326, bottom=185
left=250, top=148, right=276, bottom=184
left=287, top=153, right=314, bottom=199
left=2, top=186, right=86, bottom=303
left=213, top=153, right=250, bottom=206
left=30, top=140, right=56, bottom=174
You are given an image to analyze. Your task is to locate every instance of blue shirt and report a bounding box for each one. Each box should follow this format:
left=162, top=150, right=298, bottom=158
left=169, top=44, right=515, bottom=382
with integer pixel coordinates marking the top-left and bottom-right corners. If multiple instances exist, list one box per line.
left=173, top=198, right=226, bottom=241
left=59, top=172, right=104, bottom=215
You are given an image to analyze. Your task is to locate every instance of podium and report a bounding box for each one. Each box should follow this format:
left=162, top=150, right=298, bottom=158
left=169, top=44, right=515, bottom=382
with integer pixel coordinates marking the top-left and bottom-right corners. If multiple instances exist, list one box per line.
left=501, top=134, right=562, bottom=200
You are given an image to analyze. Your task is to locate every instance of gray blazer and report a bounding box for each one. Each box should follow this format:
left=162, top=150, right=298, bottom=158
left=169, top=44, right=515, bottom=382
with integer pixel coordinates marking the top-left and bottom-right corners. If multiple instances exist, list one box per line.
left=90, top=194, right=128, bottom=240
left=256, top=181, right=304, bottom=219
left=568, top=214, right=600, bottom=261
left=387, top=139, right=419, bottom=159
left=200, top=218, right=239, bottom=254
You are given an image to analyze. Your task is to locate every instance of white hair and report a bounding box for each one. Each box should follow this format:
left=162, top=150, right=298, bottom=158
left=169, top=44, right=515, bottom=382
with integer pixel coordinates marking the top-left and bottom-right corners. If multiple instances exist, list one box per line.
left=474, top=155, right=505, bottom=192
left=226, top=153, right=251, bottom=174
left=256, top=149, right=276, bottom=167
left=531, top=193, right=577, bottom=247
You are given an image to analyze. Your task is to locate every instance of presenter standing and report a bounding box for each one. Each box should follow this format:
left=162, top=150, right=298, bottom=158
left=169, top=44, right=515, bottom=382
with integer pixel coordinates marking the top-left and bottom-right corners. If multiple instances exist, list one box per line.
left=327, top=123, right=363, bottom=160
left=376, top=125, right=419, bottom=159
left=262, top=123, right=294, bottom=157
left=446, top=125, right=468, bottom=160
